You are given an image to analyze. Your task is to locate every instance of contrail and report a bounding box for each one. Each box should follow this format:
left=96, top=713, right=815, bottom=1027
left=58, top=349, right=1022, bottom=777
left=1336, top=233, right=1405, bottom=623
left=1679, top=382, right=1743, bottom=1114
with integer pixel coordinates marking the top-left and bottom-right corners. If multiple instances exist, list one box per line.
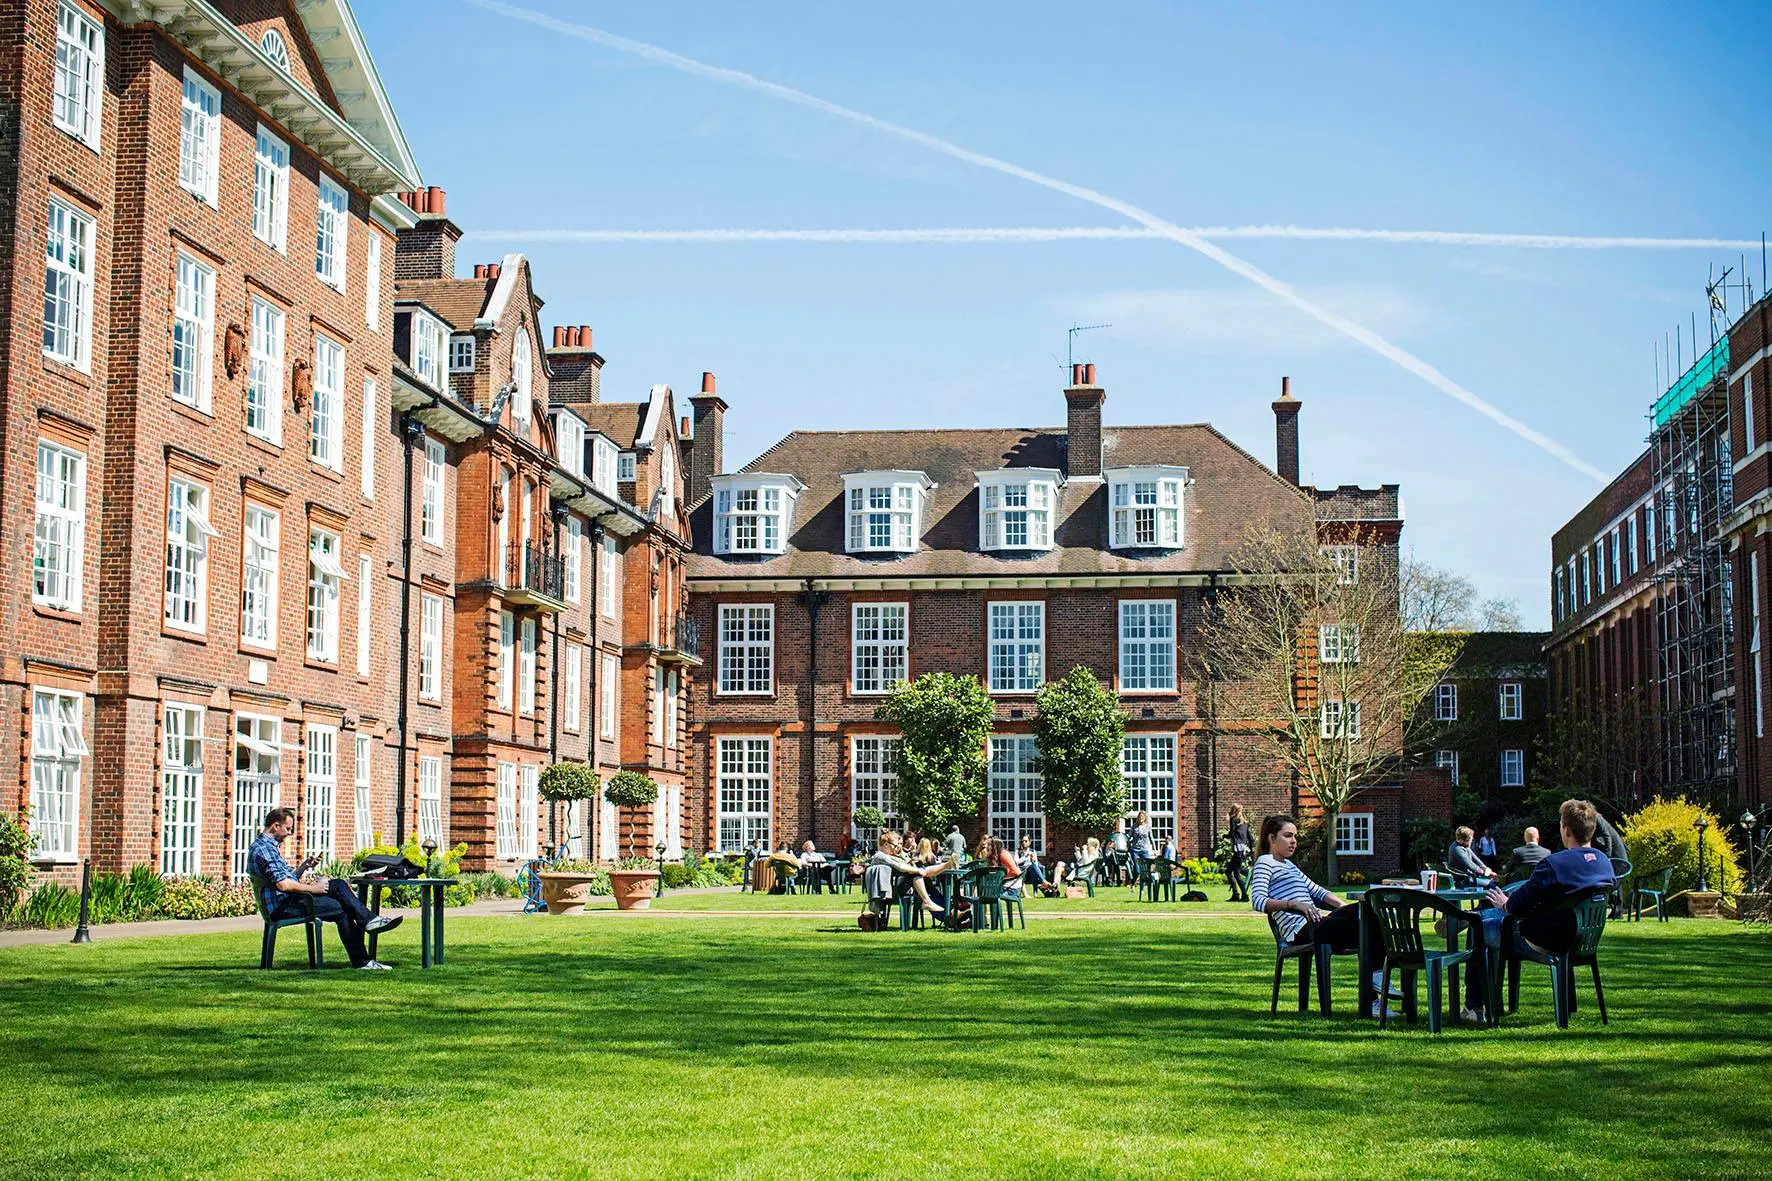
left=462, top=0, right=1608, bottom=483
left=467, top=225, right=1757, bottom=251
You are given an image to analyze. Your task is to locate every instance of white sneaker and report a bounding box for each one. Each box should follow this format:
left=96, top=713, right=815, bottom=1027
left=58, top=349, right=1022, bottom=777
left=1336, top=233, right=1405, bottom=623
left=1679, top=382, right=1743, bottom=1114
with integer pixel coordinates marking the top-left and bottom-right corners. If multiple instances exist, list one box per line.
left=357, top=960, right=393, bottom=971
left=1459, top=1007, right=1488, bottom=1026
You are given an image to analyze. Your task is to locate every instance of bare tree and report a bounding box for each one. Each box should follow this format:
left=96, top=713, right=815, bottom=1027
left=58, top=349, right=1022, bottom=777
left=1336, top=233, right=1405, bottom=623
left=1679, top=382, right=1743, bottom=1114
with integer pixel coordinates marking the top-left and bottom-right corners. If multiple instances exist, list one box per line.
left=1201, top=525, right=1464, bottom=881
left=1401, top=553, right=1523, bottom=633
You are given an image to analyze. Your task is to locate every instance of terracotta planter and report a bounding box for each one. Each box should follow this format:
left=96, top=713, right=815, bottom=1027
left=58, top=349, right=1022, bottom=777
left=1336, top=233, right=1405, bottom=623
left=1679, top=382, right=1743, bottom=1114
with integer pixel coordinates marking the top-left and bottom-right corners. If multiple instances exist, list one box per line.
left=609, top=869, right=661, bottom=911
left=538, top=872, right=600, bottom=915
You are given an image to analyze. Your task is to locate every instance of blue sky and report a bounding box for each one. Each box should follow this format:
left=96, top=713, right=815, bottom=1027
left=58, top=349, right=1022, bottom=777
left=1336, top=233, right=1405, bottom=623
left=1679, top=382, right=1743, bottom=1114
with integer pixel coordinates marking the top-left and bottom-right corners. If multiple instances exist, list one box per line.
left=357, top=1, right=1772, bottom=626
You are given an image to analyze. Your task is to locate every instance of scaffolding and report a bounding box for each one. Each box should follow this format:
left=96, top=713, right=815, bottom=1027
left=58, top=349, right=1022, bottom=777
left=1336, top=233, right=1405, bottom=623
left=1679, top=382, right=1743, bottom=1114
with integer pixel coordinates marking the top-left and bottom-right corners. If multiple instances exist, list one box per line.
left=1649, top=332, right=1736, bottom=806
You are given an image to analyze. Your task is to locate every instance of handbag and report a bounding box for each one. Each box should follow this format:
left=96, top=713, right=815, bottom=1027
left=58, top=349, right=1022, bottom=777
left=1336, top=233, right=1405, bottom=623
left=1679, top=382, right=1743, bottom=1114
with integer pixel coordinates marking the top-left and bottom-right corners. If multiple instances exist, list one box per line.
left=360, top=853, right=423, bottom=879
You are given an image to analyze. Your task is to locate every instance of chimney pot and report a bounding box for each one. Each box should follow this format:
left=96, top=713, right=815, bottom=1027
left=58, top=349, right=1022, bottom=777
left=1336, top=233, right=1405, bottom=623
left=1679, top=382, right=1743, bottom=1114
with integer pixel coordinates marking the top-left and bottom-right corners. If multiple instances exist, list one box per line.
left=1064, top=366, right=1105, bottom=479
left=553, top=326, right=566, bottom=347
left=1084, top=363, right=1097, bottom=386
left=1272, top=377, right=1302, bottom=486
left=701, top=371, right=716, bottom=394
left=427, top=186, right=445, bottom=216
left=473, top=264, right=484, bottom=279
left=582, top=327, right=592, bottom=350
left=681, top=415, right=691, bottom=436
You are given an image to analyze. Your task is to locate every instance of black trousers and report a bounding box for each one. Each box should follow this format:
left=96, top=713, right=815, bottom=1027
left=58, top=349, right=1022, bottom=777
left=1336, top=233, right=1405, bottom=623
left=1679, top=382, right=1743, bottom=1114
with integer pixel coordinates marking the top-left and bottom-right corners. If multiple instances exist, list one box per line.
left=1226, top=852, right=1250, bottom=898
left=1288, top=903, right=1361, bottom=954
left=272, top=880, right=374, bottom=967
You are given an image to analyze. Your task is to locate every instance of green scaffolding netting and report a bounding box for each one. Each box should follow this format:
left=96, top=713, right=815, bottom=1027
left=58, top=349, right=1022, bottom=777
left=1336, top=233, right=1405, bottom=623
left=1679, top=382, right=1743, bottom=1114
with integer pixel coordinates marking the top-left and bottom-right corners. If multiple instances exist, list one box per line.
left=1652, top=336, right=1730, bottom=428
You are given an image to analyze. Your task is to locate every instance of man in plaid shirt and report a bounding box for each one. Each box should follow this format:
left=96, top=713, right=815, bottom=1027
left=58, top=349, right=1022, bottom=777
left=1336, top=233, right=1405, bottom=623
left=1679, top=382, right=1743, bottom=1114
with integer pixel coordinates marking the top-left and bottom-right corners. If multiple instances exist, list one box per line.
left=249, top=807, right=399, bottom=970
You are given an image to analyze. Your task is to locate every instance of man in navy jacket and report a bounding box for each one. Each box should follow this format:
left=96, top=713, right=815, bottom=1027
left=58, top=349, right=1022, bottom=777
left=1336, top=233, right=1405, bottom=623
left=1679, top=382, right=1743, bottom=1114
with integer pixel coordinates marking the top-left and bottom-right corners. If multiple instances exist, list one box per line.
left=1461, top=799, right=1615, bottom=1023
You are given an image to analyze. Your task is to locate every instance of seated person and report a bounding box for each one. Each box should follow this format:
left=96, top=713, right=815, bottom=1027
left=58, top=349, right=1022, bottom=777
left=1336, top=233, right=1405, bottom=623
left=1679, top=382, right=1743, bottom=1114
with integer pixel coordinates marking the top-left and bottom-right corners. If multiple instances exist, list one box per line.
left=798, top=840, right=826, bottom=864
left=1016, top=836, right=1050, bottom=889
left=837, top=833, right=857, bottom=860
left=979, top=835, right=1025, bottom=897
left=1460, top=799, right=1617, bottom=1024
left=1505, top=826, right=1552, bottom=879
left=1446, top=827, right=1497, bottom=885
left=249, top=807, right=399, bottom=971
left=766, top=843, right=801, bottom=890
left=865, top=830, right=954, bottom=918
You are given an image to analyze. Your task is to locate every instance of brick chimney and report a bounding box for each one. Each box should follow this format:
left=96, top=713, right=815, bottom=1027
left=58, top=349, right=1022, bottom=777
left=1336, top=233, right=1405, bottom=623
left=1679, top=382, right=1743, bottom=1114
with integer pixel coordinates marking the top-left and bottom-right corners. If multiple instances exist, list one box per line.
left=544, top=325, right=603, bottom=405
left=1273, top=375, right=1301, bottom=486
left=393, top=187, right=462, bottom=280
left=687, top=370, right=726, bottom=504
left=1065, top=362, right=1105, bottom=480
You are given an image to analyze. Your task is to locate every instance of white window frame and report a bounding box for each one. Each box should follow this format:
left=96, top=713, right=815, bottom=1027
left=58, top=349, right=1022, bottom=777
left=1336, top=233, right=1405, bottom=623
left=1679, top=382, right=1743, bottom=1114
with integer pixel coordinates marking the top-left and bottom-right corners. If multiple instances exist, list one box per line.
left=171, top=252, right=215, bottom=411
left=33, top=440, right=86, bottom=612
left=160, top=703, right=204, bottom=876
left=564, top=517, right=583, bottom=605
left=306, top=527, right=346, bottom=662
left=360, top=377, right=376, bottom=500
left=718, top=604, right=775, bottom=695
left=240, top=505, right=279, bottom=650
left=1498, top=681, right=1523, bottom=721
left=1500, top=748, right=1525, bottom=788
left=1318, top=623, right=1360, bottom=665
left=1754, top=552, right=1765, bottom=740
left=600, top=534, right=619, bottom=618
left=246, top=297, right=284, bottom=444
left=30, top=688, right=87, bottom=860
left=1334, top=812, right=1374, bottom=856
left=1434, top=748, right=1460, bottom=784
left=555, top=412, right=586, bottom=480
left=988, top=734, right=1044, bottom=852
left=1321, top=699, right=1362, bottom=739
left=310, top=333, right=344, bottom=470
left=988, top=601, right=1045, bottom=694
left=355, top=553, right=373, bottom=677
left=618, top=452, right=636, bottom=482
left=716, top=736, right=772, bottom=853
left=417, top=754, right=443, bottom=846
left=1120, top=734, right=1177, bottom=847
left=44, top=198, right=94, bottom=370
left=411, top=311, right=446, bottom=389
left=1434, top=682, right=1458, bottom=722
left=421, top=437, right=446, bottom=544
left=178, top=66, right=221, bottom=207
left=54, top=2, right=104, bottom=150
left=449, top=334, right=475, bottom=373
left=365, top=233, right=381, bottom=331
left=1118, top=600, right=1176, bottom=690
left=564, top=645, right=582, bottom=732
left=164, top=477, right=217, bottom=633
left=315, top=175, right=348, bottom=291
left=1322, top=545, right=1359, bottom=585
left=354, top=734, right=374, bottom=852
left=497, top=610, right=515, bottom=711
left=232, top=713, right=280, bottom=880
left=850, top=735, right=902, bottom=840
left=520, top=617, right=537, bottom=715
left=978, top=472, right=1058, bottom=551
left=496, top=467, right=511, bottom=584
left=592, top=437, right=619, bottom=496
left=663, top=667, right=680, bottom=749
left=1555, top=567, right=1566, bottom=623
left=511, top=331, right=533, bottom=424
left=843, top=474, right=927, bottom=554
left=851, top=602, right=909, bottom=694
left=420, top=593, right=443, bottom=702
left=1106, top=467, right=1185, bottom=550
left=1626, top=516, right=1639, bottom=575
left=712, top=477, right=798, bottom=555
left=252, top=124, right=289, bottom=252
left=496, top=762, right=518, bottom=859
left=600, top=652, right=618, bottom=739
left=304, top=723, right=337, bottom=863
left=519, top=764, right=539, bottom=859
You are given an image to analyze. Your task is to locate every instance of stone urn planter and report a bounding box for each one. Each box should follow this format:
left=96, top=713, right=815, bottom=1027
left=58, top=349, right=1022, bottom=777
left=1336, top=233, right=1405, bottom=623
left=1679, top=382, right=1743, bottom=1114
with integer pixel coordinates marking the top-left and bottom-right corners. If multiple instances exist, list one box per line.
left=608, top=868, right=661, bottom=911
left=538, top=871, right=600, bottom=915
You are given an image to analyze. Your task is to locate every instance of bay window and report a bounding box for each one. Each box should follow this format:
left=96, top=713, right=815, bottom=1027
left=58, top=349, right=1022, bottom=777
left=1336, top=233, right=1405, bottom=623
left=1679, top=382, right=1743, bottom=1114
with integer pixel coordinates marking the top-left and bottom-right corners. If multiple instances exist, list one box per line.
left=843, top=471, right=930, bottom=553
left=712, top=475, right=801, bottom=555
left=1106, top=466, right=1185, bottom=549
left=978, top=470, right=1059, bottom=551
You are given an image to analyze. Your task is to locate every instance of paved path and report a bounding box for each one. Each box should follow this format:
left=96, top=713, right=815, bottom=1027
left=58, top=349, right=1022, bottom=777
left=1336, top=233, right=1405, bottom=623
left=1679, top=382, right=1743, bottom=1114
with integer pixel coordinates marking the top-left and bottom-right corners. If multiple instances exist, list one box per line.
left=0, top=896, right=527, bottom=949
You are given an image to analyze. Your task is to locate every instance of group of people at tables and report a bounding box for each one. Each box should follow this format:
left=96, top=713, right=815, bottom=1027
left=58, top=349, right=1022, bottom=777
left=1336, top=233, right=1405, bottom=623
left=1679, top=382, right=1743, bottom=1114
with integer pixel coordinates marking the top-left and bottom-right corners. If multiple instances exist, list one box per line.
left=1249, top=798, right=1618, bottom=1024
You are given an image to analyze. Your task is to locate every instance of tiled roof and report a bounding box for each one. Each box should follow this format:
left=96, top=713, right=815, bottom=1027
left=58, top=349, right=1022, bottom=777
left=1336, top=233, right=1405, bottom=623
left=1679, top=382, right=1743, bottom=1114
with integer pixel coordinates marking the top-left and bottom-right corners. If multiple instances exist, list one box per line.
left=574, top=403, right=649, bottom=447
left=392, top=276, right=496, bottom=332
left=686, top=423, right=1314, bottom=578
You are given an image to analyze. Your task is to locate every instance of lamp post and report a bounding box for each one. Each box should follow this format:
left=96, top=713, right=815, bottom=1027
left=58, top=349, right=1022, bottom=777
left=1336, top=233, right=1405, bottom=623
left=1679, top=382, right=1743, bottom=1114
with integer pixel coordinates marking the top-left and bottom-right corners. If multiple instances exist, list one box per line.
left=71, top=858, right=92, bottom=944
left=1695, top=815, right=1711, bottom=894
left=655, top=841, right=667, bottom=897
left=421, top=837, right=438, bottom=877
left=1743, top=810, right=1759, bottom=887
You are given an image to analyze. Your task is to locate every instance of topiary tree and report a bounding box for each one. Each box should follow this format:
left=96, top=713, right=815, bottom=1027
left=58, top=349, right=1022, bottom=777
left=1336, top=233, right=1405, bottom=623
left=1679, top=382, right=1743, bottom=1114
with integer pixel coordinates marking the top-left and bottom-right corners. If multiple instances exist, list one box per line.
left=1034, top=666, right=1127, bottom=831
left=604, top=771, right=660, bottom=860
left=539, top=761, right=600, bottom=858
left=1622, top=797, right=1744, bottom=898
left=875, top=673, right=994, bottom=839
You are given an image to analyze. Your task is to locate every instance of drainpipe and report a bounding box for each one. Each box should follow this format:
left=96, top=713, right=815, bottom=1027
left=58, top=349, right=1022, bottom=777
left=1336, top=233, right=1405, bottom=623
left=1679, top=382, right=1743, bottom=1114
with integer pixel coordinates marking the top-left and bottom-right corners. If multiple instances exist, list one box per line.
left=395, top=413, right=425, bottom=847
left=799, top=578, right=827, bottom=847
left=548, top=504, right=566, bottom=851
left=1205, top=572, right=1221, bottom=858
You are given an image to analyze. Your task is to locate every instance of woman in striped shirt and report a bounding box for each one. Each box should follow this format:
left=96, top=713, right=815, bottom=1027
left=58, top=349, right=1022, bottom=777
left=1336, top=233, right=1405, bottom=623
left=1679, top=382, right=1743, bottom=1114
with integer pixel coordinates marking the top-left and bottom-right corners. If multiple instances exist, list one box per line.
left=1249, top=815, right=1361, bottom=953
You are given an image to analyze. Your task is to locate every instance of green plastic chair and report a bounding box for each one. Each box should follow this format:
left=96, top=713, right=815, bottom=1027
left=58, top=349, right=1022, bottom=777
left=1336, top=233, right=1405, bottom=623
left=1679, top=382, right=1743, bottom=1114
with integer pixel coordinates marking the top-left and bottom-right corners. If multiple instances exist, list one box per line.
left=249, top=872, right=338, bottom=969
left=1364, top=887, right=1482, bottom=1033
left=1503, top=894, right=1610, bottom=1028
left=964, top=867, right=1010, bottom=931
left=1267, top=914, right=1348, bottom=1015
left=897, top=891, right=925, bottom=930
left=1607, top=857, right=1632, bottom=919
left=1067, top=858, right=1100, bottom=897
left=1633, top=867, right=1673, bottom=922
left=1135, top=858, right=1173, bottom=902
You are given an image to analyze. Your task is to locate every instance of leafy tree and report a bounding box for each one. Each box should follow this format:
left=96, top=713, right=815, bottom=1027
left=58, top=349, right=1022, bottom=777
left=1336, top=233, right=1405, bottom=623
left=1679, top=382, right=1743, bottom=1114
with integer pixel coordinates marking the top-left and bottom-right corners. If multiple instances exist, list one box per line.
left=875, top=673, right=995, bottom=837
left=0, top=810, right=37, bottom=921
left=1034, top=666, right=1127, bottom=830
left=603, top=771, right=660, bottom=859
left=538, top=761, right=600, bottom=802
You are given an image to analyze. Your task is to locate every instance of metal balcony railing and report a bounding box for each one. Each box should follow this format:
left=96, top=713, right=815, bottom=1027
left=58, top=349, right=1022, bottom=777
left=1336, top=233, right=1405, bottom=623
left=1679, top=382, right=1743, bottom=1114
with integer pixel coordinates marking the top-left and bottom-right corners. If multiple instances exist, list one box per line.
left=503, top=540, right=565, bottom=607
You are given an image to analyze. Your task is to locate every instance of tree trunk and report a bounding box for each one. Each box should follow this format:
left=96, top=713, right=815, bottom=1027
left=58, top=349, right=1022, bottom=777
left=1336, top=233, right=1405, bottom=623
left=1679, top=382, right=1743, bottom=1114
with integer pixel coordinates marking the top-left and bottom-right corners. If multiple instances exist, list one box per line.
left=1323, top=806, right=1339, bottom=888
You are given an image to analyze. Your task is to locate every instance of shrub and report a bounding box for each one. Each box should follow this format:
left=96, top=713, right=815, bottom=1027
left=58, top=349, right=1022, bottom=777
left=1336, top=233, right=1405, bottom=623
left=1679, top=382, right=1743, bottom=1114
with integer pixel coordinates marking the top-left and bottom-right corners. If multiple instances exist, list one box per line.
left=1339, top=870, right=1367, bottom=886
left=1402, top=817, right=1453, bottom=870
left=0, top=810, right=36, bottom=921
left=460, top=871, right=520, bottom=899
left=1034, top=667, right=1127, bottom=830
left=661, top=863, right=695, bottom=889
left=538, top=761, right=599, bottom=802
left=89, top=864, right=166, bottom=924
left=611, top=855, right=657, bottom=871
left=18, top=883, right=80, bottom=928
left=1622, top=797, right=1744, bottom=898
left=852, top=805, right=886, bottom=831
left=156, top=876, right=259, bottom=921
left=1179, top=857, right=1225, bottom=885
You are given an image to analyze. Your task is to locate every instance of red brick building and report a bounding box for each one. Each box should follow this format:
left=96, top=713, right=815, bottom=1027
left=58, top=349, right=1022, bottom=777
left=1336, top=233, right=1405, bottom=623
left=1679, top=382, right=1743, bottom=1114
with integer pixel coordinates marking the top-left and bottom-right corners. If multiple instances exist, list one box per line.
left=1724, top=293, right=1772, bottom=813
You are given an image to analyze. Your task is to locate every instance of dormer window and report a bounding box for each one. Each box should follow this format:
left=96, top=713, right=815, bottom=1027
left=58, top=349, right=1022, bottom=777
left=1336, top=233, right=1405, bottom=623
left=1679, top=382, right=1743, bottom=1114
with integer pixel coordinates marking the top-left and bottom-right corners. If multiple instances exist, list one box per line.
left=844, top=471, right=932, bottom=554
left=978, top=470, right=1060, bottom=551
left=511, top=330, right=532, bottom=423
left=592, top=436, right=619, bottom=496
left=553, top=410, right=586, bottom=479
left=712, top=474, right=803, bottom=556
left=1106, top=466, right=1186, bottom=549
left=411, top=311, right=446, bottom=390
left=449, top=334, right=475, bottom=373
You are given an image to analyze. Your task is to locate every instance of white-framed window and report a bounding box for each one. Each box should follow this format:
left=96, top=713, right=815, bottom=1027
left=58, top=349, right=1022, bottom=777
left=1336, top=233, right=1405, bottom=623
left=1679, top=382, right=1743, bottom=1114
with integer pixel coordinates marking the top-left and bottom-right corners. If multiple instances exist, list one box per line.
left=1119, top=600, right=1176, bottom=690
left=718, top=605, right=774, bottom=694
left=418, top=754, right=443, bottom=846
left=663, top=667, right=680, bottom=749
left=1321, top=699, right=1362, bottom=739
left=1498, top=682, right=1523, bottom=721
left=618, top=452, right=637, bottom=482
left=843, top=474, right=927, bottom=553
left=259, top=28, right=290, bottom=68
left=30, top=688, right=87, bottom=859
left=160, top=703, right=203, bottom=876
left=171, top=253, right=215, bottom=411
left=365, top=233, right=381, bottom=331
left=555, top=412, right=586, bottom=479
left=310, top=333, right=343, bottom=470
left=495, top=467, right=511, bottom=584
left=600, top=534, right=619, bottom=617
left=1434, top=748, right=1460, bottom=784
left=564, top=645, right=582, bottom=732
left=592, top=437, right=619, bottom=496
left=1626, top=516, right=1639, bottom=575
left=497, top=610, right=514, bottom=710
left=519, top=764, right=539, bottom=859
left=54, top=1, right=104, bottom=149
left=44, top=198, right=94, bottom=370
left=601, top=652, right=618, bottom=739
left=1645, top=499, right=1657, bottom=563
left=1120, top=734, right=1177, bottom=846
left=520, top=617, right=537, bottom=715
left=495, top=762, right=518, bottom=859
left=411, top=311, right=445, bottom=389
left=1753, top=552, right=1764, bottom=740
left=178, top=66, right=221, bottom=206
left=1500, top=748, right=1525, bottom=788
left=246, top=297, right=284, bottom=444
left=306, top=527, right=346, bottom=662
left=421, top=437, right=445, bottom=544
left=1434, top=682, right=1459, bottom=722
left=1580, top=551, right=1591, bottom=605
left=716, top=737, right=772, bottom=852
left=988, top=601, right=1045, bottom=693
left=1746, top=371, right=1758, bottom=453
left=355, top=553, right=372, bottom=677
left=354, top=734, right=374, bottom=852
left=564, top=517, right=583, bottom=604
left=1554, top=567, right=1566, bottom=622
left=304, top=724, right=337, bottom=863
left=511, top=330, right=533, bottom=423
left=232, top=714, right=280, bottom=880
left=360, top=378, right=376, bottom=499
left=1610, top=530, right=1622, bottom=585
left=988, top=735, right=1044, bottom=852
left=713, top=478, right=799, bottom=555
left=33, top=440, right=85, bottom=611
left=1107, top=467, right=1185, bottom=549
left=979, top=472, right=1058, bottom=551
left=658, top=439, right=675, bottom=519
left=164, top=477, right=217, bottom=633
left=449, top=334, right=475, bottom=372
left=1318, top=623, right=1360, bottom=665
left=241, top=505, right=279, bottom=649
left=252, top=125, right=289, bottom=251
left=1322, top=545, right=1359, bottom=585
left=1334, top=812, right=1374, bottom=856
left=420, top=593, right=443, bottom=702
left=852, top=603, right=908, bottom=694
left=315, top=176, right=348, bottom=291
left=850, top=736, right=902, bottom=840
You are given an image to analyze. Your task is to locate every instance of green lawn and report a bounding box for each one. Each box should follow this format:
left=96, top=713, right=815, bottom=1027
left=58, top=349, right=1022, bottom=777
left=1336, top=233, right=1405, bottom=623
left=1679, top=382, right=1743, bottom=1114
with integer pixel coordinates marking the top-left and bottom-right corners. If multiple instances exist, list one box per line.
left=2, top=912, right=1768, bottom=1179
